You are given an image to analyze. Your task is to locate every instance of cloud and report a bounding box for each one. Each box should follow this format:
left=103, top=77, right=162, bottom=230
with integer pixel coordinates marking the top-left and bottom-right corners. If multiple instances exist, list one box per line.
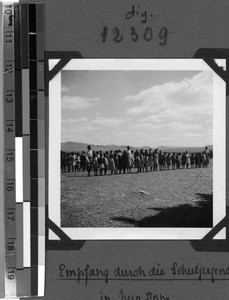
left=121, top=71, right=213, bottom=146
left=61, top=116, right=124, bottom=144
left=169, top=121, right=202, bottom=132
left=124, top=71, right=212, bottom=117
left=132, top=120, right=202, bottom=133
left=91, top=117, right=124, bottom=127
left=61, top=117, right=88, bottom=124
left=62, top=95, right=99, bottom=110
left=185, top=133, right=202, bottom=137
left=61, top=85, right=71, bottom=93
left=61, top=71, right=213, bottom=147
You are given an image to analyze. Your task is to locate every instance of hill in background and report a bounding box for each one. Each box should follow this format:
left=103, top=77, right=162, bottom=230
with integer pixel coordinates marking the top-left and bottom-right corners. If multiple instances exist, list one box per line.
left=61, top=141, right=213, bottom=153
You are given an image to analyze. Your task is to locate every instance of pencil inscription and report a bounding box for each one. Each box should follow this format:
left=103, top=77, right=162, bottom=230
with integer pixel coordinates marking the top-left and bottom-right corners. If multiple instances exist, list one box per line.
left=100, top=26, right=170, bottom=45
left=58, top=263, right=229, bottom=285
left=125, top=5, right=153, bottom=24
left=100, top=4, right=171, bottom=45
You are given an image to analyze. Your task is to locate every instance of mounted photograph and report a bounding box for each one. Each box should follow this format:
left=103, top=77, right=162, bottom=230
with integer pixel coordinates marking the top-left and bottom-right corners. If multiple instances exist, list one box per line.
left=48, top=59, right=226, bottom=240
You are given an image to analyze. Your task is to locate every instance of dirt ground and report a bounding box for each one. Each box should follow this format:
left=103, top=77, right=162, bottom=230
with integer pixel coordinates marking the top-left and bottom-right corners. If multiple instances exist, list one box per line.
left=61, top=161, right=213, bottom=228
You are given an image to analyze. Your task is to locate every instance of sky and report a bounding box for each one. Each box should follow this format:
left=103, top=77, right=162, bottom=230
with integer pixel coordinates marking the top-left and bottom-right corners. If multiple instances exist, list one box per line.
left=61, top=70, right=213, bottom=148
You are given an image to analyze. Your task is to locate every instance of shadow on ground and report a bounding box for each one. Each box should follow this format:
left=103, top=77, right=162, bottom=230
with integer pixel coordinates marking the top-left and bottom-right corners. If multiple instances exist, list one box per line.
left=112, top=193, right=213, bottom=227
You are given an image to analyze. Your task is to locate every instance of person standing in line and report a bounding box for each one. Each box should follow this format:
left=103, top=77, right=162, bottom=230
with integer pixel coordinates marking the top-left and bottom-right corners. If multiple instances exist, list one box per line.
left=66, top=153, right=70, bottom=172
left=92, top=152, right=99, bottom=176
left=202, top=152, right=208, bottom=167
left=80, top=151, right=86, bottom=172
left=61, top=151, right=66, bottom=173
left=190, top=153, right=195, bottom=168
left=149, top=149, right=153, bottom=171
left=126, top=146, right=132, bottom=174
left=166, top=153, right=171, bottom=170
left=135, top=150, right=141, bottom=173
left=195, top=153, right=201, bottom=168
left=195, top=153, right=199, bottom=167
left=172, top=152, right=176, bottom=170
left=200, top=152, right=204, bottom=167
left=181, top=152, right=186, bottom=169
left=68, top=153, right=73, bottom=172
left=76, top=152, right=81, bottom=172
left=140, top=149, right=145, bottom=172
left=122, top=150, right=128, bottom=174
left=98, top=151, right=104, bottom=176
left=109, top=154, right=116, bottom=175
left=158, top=151, right=163, bottom=171
left=114, top=151, right=118, bottom=174
left=162, top=152, right=166, bottom=171
left=185, top=151, right=190, bottom=169
left=203, top=146, right=210, bottom=167
left=154, top=149, right=159, bottom=171
left=175, top=153, right=180, bottom=169
left=72, top=152, right=77, bottom=172
left=130, top=150, right=134, bottom=173
left=103, top=153, right=109, bottom=175
left=86, top=145, right=93, bottom=176
left=144, top=149, right=149, bottom=172
left=117, top=150, right=123, bottom=174
left=164, top=152, right=168, bottom=171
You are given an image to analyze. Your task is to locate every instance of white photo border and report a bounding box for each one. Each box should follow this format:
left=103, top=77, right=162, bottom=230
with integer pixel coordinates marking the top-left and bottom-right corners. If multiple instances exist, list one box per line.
left=48, top=59, right=226, bottom=240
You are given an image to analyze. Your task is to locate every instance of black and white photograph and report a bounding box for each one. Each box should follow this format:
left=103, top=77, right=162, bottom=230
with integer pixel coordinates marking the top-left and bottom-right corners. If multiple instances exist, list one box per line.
left=48, top=59, right=225, bottom=240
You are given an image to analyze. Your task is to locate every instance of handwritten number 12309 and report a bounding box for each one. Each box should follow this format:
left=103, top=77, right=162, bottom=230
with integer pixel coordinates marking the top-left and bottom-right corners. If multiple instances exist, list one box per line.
left=101, top=26, right=170, bottom=45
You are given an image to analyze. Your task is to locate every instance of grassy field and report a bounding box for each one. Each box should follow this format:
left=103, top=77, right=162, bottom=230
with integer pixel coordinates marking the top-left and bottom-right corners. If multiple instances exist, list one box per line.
left=61, top=161, right=213, bottom=228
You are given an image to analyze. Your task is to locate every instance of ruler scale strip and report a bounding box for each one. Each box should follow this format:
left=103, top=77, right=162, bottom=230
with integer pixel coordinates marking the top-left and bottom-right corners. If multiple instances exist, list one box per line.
left=29, top=3, right=39, bottom=296
left=14, top=3, right=27, bottom=297
left=36, top=3, right=45, bottom=295
left=3, top=2, right=45, bottom=297
left=17, top=2, right=32, bottom=296
left=21, top=3, right=31, bottom=275
left=0, top=3, right=5, bottom=297
left=20, top=8, right=32, bottom=295
left=14, top=2, right=23, bottom=271
left=3, top=3, right=17, bottom=297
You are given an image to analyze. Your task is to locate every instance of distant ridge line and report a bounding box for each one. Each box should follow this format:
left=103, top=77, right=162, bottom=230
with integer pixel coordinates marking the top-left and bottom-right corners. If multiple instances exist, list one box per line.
left=61, top=141, right=213, bottom=153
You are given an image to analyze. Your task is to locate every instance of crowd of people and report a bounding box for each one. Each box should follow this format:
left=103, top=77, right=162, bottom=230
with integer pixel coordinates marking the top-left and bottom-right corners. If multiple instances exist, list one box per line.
left=61, top=146, right=212, bottom=177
